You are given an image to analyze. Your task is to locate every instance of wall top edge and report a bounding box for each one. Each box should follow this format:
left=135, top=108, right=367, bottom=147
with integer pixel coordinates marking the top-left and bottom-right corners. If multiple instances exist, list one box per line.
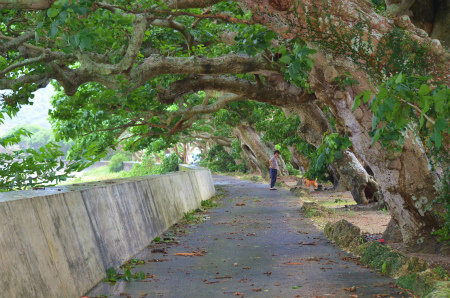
left=0, top=168, right=210, bottom=203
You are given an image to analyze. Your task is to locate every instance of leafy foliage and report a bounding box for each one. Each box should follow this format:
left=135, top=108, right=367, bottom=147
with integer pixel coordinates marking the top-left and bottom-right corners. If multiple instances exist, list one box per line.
left=108, top=152, right=129, bottom=173
left=354, top=74, right=450, bottom=151
left=199, top=145, right=244, bottom=173
left=159, top=153, right=180, bottom=174
left=301, top=2, right=433, bottom=82
left=129, top=154, right=159, bottom=176
left=0, top=128, right=84, bottom=191
left=104, top=266, right=146, bottom=284
left=306, top=133, right=352, bottom=180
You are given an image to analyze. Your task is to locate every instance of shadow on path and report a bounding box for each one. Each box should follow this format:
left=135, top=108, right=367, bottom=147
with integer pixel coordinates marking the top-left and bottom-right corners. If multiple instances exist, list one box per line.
left=88, top=175, right=410, bottom=298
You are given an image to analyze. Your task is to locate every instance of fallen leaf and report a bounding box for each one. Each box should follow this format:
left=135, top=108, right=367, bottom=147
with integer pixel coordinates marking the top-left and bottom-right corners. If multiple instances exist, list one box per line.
left=234, top=292, right=244, bottom=296
left=204, top=279, right=230, bottom=284
left=151, top=248, right=167, bottom=253
left=299, top=242, right=318, bottom=246
left=174, top=253, right=204, bottom=256
left=343, top=286, right=356, bottom=292
left=252, top=288, right=262, bottom=292
left=285, top=262, right=303, bottom=265
left=236, top=203, right=246, bottom=206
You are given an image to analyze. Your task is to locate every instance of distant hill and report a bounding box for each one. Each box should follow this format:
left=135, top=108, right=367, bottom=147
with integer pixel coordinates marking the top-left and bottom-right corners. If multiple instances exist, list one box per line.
left=0, top=85, right=54, bottom=136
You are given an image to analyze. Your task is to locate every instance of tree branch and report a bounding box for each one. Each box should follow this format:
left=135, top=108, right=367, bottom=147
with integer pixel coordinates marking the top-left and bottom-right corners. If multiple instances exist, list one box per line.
left=129, top=54, right=279, bottom=91
left=159, top=75, right=315, bottom=107
left=77, top=14, right=148, bottom=76
left=0, top=30, right=35, bottom=53
left=165, top=0, right=236, bottom=9
left=0, top=0, right=55, bottom=10
left=0, top=53, right=47, bottom=78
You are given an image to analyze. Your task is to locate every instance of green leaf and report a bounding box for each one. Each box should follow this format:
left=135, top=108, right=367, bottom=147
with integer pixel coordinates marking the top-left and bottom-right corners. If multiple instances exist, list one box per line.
left=47, top=7, right=59, bottom=18
left=434, top=89, right=447, bottom=113
left=80, top=36, right=92, bottom=50
left=363, top=90, right=371, bottom=103
left=334, top=150, right=343, bottom=159
left=279, top=56, right=291, bottom=64
left=316, top=153, right=326, bottom=167
left=418, top=84, right=430, bottom=96
left=106, top=267, right=116, bottom=278
left=352, top=94, right=362, bottom=111
left=372, top=115, right=379, bottom=130
left=49, top=23, right=58, bottom=38
left=435, top=117, right=447, bottom=132
left=434, top=128, right=442, bottom=149
left=418, top=113, right=425, bottom=129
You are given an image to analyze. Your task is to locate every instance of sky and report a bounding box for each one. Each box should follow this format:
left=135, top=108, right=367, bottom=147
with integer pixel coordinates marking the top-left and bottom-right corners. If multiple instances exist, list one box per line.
left=0, top=84, right=54, bottom=135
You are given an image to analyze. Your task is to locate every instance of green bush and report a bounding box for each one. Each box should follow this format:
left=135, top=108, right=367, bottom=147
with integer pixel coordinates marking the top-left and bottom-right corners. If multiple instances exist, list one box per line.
left=108, top=153, right=129, bottom=172
left=286, top=163, right=301, bottom=176
left=130, top=155, right=159, bottom=176
left=200, top=144, right=245, bottom=173
left=159, top=153, right=180, bottom=174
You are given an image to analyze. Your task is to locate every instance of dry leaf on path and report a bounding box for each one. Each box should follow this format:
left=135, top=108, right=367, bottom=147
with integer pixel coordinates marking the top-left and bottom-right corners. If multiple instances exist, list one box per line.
left=151, top=248, right=167, bottom=253
left=285, top=262, right=303, bottom=265
left=236, top=203, right=246, bottom=206
left=343, top=286, right=356, bottom=292
left=174, top=253, right=204, bottom=256
left=299, top=242, right=318, bottom=246
left=204, top=279, right=230, bottom=284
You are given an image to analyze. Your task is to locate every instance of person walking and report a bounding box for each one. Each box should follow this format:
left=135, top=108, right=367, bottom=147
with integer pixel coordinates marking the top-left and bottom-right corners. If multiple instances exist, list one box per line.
left=269, top=150, right=280, bottom=190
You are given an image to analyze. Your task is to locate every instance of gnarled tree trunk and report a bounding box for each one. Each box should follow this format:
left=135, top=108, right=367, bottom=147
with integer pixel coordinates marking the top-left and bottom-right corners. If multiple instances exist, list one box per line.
left=310, top=56, right=442, bottom=251
left=233, top=124, right=288, bottom=177
left=243, top=0, right=445, bottom=250
left=290, top=103, right=379, bottom=204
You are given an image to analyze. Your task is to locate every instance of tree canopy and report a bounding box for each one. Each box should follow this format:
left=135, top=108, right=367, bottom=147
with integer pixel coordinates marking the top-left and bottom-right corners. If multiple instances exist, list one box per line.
left=1, top=0, right=450, bottom=251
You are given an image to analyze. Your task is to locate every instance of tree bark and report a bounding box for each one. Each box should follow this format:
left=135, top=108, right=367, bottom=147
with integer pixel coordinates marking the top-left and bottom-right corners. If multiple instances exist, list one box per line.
left=290, top=103, right=378, bottom=205
left=287, top=145, right=309, bottom=173
left=332, top=151, right=381, bottom=204
left=309, top=55, right=442, bottom=251
left=233, top=125, right=288, bottom=177
left=243, top=1, right=445, bottom=250
left=0, top=0, right=55, bottom=10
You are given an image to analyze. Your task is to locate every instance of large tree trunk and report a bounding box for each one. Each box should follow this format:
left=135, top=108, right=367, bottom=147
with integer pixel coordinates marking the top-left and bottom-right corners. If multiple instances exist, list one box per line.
left=233, top=124, right=288, bottom=177
left=243, top=0, right=445, bottom=250
left=287, top=145, right=309, bottom=173
left=332, top=151, right=382, bottom=204
left=290, top=103, right=378, bottom=204
left=310, top=56, right=442, bottom=251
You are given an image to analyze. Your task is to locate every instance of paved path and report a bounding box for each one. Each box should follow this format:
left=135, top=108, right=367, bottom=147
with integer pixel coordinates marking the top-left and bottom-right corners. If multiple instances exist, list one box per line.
left=88, top=175, right=409, bottom=298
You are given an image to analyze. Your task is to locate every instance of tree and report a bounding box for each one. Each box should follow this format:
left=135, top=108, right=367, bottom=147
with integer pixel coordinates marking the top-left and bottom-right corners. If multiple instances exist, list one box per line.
left=1, top=0, right=449, bottom=251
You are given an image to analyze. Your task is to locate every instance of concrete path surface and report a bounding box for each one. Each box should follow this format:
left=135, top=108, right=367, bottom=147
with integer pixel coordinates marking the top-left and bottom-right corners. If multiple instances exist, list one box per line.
left=87, top=175, right=410, bottom=298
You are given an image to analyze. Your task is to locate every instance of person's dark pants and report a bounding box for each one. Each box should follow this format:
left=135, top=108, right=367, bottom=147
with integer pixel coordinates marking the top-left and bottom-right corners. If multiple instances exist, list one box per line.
left=270, top=168, right=277, bottom=188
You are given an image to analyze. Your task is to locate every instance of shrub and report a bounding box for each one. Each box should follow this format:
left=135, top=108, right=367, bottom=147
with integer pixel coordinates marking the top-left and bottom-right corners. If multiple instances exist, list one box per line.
left=108, top=153, right=129, bottom=172
left=130, top=155, right=158, bottom=176
left=159, top=153, right=180, bottom=174
left=200, top=144, right=244, bottom=173
left=286, top=163, right=301, bottom=176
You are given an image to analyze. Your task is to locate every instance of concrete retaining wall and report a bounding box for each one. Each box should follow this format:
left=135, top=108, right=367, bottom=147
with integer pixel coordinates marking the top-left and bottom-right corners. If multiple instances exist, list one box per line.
left=0, top=168, right=215, bottom=298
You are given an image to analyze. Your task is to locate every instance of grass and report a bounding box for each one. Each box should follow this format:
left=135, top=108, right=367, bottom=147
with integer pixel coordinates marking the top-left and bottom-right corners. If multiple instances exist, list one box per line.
left=319, top=199, right=356, bottom=208
left=58, top=166, right=127, bottom=185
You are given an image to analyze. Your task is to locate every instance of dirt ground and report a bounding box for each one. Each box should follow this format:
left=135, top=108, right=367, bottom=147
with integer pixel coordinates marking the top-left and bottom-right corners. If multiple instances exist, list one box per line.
left=277, top=175, right=450, bottom=273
